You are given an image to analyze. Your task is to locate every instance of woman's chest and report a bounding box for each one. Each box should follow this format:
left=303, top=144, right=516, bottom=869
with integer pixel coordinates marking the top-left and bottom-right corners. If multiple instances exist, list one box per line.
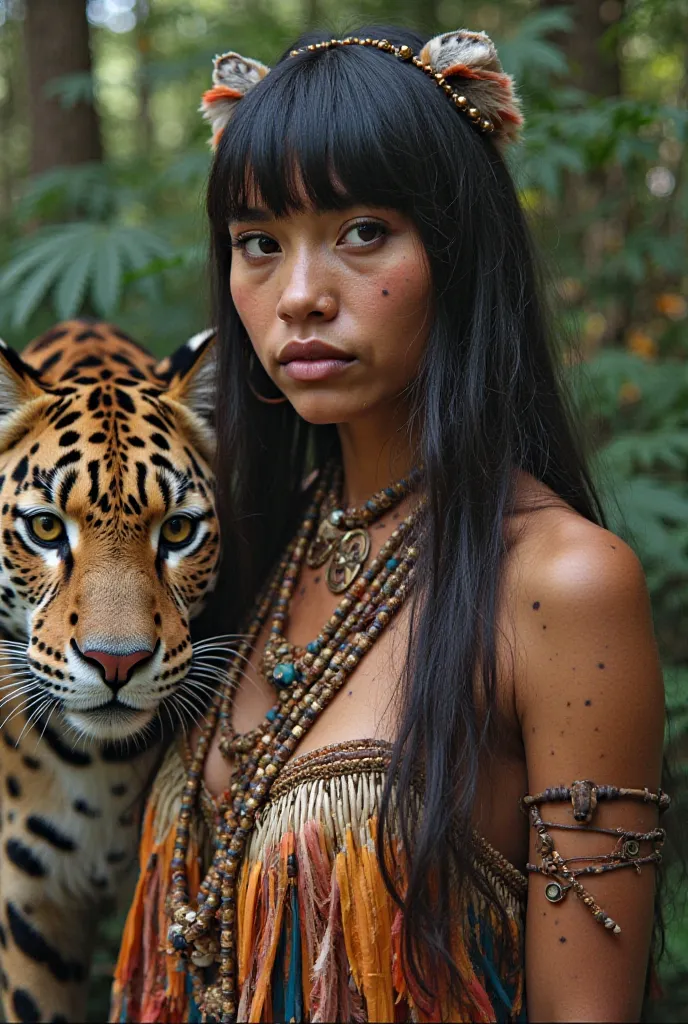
left=201, top=576, right=407, bottom=799
left=200, top=574, right=529, bottom=871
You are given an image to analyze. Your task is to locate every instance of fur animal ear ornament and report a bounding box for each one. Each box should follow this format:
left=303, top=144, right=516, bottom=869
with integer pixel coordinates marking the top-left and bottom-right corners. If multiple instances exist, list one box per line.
left=200, top=29, right=523, bottom=153
left=419, top=29, right=523, bottom=147
left=200, top=51, right=270, bottom=150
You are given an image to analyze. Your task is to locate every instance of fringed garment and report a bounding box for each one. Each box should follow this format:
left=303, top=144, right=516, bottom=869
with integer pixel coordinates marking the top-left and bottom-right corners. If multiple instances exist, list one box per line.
left=111, top=739, right=527, bottom=1023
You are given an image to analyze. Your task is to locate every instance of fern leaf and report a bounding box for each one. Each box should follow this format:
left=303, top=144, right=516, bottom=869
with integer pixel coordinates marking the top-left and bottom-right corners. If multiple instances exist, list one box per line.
left=92, top=236, right=122, bottom=315
left=11, top=251, right=70, bottom=327
left=55, top=249, right=93, bottom=320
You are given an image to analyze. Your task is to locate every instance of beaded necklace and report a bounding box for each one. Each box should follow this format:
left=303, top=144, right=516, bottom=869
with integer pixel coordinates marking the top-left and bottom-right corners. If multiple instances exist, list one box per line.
left=167, top=462, right=422, bottom=1023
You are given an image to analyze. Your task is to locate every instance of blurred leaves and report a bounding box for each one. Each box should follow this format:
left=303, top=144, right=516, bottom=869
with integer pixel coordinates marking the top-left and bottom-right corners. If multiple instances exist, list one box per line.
left=496, top=7, right=573, bottom=80
left=44, top=71, right=96, bottom=108
left=0, top=222, right=169, bottom=324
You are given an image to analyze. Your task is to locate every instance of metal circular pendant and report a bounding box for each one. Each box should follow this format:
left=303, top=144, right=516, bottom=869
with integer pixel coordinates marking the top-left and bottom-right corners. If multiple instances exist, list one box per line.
left=327, top=528, right=371, bottom=593
left=623, top=839, right=640, bottom=859
left=544, top=881, right=565, bottom=903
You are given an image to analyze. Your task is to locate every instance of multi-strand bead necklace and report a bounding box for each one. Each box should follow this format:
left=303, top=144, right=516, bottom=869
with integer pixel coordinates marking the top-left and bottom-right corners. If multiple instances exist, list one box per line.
left=167, top=461, right=422, bottom=1023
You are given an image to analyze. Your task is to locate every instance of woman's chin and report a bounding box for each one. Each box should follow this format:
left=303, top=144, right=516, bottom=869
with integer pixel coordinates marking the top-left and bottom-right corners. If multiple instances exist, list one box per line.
left=287, top=394, right=370, bottom=425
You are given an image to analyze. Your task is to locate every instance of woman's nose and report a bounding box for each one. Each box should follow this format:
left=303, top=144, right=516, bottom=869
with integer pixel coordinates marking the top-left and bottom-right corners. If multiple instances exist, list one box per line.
left=276, top=255, right=337, bottom=324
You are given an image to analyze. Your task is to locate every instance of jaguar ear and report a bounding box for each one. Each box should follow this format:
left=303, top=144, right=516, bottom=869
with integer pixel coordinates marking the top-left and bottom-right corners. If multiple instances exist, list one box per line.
left=0, top=338, right=50, bottom=451
left=419, top=29, right=523, bottom=148
left=158, top=329, right=217, bottom=462
left=200, top=51, right=270, bottom=150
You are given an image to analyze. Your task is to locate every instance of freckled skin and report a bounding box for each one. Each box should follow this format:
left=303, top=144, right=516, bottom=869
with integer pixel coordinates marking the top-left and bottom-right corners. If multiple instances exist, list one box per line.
left=229, top=204, right=431, bottom=427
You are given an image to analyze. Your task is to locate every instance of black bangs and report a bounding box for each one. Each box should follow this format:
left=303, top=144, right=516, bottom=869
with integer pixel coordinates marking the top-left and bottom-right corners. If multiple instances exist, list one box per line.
left=207, top=26, right=477, bottom=228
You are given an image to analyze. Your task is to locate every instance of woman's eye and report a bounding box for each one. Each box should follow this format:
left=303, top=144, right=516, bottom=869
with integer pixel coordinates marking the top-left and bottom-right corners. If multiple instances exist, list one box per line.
left=341, top=222, right=386, bottom=246
left=236, top=234, right=280, bottom=257
left=161, top=516, right=197, bottom=548
left=27, top=513, right=65, bottom=545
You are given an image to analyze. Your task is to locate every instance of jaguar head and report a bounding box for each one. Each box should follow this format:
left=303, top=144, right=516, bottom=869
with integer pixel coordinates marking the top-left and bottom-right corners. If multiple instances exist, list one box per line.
left=0, top=325, right=221, bottom=741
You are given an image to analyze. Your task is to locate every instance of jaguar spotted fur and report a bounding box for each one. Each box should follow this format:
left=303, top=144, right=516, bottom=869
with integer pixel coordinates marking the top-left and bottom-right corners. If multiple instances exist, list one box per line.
left=0, top=318, right=220, bottom=1022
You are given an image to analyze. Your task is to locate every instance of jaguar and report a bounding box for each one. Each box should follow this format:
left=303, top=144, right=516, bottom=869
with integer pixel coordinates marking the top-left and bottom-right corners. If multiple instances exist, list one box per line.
left=0, top=318, right=220, bottom=1022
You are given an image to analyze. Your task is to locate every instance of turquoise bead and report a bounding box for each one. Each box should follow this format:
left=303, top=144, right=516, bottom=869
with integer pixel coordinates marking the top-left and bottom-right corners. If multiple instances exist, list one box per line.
left=266, top=708, right=277, bottom=722
left=272, top=662, right=299, bottom=686
left=386, top=558, right=400, bottom=570
left=307, top=641, right=321, bottom=655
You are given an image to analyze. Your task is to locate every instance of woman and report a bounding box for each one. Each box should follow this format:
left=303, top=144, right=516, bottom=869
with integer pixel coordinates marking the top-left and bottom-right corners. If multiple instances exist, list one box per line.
left=112, top=25, right=668, bottom=1024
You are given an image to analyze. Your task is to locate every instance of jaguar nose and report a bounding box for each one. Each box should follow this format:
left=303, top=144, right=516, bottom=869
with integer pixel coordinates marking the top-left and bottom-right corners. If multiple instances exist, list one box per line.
left=81, top=648, right=153, bottom=692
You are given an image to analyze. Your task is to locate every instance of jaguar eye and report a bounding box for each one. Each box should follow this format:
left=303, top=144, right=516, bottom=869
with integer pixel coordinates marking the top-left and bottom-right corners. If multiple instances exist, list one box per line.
left=27, top=513, right=65, bottom=545
left=160, top=515, right=196, bottom=548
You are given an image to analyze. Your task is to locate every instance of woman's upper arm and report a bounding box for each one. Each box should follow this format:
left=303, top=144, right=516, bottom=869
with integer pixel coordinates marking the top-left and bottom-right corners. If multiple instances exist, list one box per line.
left=514, top=521, right=665, bottom=1022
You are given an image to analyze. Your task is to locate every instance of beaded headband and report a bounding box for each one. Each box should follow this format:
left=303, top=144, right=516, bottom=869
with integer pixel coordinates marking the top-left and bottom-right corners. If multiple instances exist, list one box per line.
left=201, top=29, right=523, bottom=153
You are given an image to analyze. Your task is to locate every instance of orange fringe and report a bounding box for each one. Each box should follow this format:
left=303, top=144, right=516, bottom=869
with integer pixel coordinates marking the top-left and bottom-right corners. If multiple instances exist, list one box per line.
left=112, top=805, right=524, bottom=1023
left=111, top=797, right=201, bottom=1023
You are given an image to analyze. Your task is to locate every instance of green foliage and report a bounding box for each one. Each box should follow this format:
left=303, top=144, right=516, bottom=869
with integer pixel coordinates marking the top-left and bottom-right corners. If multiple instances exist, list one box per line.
left=43, top=71, right=96, bottom=108
left=0, top=222, right=169, bottom=324
left=496, top=7, right=573, bottom=80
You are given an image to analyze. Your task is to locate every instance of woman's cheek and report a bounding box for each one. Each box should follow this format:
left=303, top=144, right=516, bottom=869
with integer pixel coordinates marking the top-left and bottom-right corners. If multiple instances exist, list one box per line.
left=368, top=260, right=431, bottom=360
left=229, top=271, right=251, bottom=321
left=230, top=273, right=269, bottom=340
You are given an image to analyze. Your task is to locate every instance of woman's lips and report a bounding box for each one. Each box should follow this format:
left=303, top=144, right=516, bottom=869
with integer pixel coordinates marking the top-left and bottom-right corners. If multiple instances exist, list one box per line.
left=282, top=358, right=354, bottom=381
left=278, top=339, right=355, bottom=382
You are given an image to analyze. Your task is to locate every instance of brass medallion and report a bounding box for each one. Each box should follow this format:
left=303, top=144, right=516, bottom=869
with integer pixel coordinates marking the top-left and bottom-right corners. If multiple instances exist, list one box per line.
left=327, top=528, right=371, bottom=593
left=306, top=512, right=343, bottom=568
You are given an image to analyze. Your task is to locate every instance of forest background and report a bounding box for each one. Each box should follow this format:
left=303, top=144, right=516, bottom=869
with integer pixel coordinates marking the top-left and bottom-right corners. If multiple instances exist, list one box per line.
left=0, top=0, right=686, bottom=1018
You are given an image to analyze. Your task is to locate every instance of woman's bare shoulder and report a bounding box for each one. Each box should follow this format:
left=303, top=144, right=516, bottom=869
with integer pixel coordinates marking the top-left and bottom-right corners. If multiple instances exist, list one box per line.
left=505, top=470, right=645, bottom=609
left=502, top=472, right=664, bottom=772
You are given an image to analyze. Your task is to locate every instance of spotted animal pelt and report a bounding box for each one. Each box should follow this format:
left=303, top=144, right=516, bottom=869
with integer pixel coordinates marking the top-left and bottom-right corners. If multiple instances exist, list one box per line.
left=0, top=319, right=221, bottom=1023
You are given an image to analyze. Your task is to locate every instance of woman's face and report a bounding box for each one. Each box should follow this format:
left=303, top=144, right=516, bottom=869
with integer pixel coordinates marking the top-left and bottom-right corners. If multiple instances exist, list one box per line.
left=229, top=199, right=432, bottom=425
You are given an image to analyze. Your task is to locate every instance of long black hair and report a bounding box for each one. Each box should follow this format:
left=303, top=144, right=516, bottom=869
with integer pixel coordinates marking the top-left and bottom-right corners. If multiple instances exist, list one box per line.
left=206, top=23, right=606, bottom=1004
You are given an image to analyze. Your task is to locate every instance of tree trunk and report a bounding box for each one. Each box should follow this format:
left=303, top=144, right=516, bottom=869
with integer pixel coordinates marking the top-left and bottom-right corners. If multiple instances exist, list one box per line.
left=23, top=0, right=102, bottom=174
left=0, top=22, right=17, bottom=216
left=541, top=0, right=632, bottom=347
left=541, top=0, right=623, bottom=97
left=135, top=0, right=154, bottom=160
